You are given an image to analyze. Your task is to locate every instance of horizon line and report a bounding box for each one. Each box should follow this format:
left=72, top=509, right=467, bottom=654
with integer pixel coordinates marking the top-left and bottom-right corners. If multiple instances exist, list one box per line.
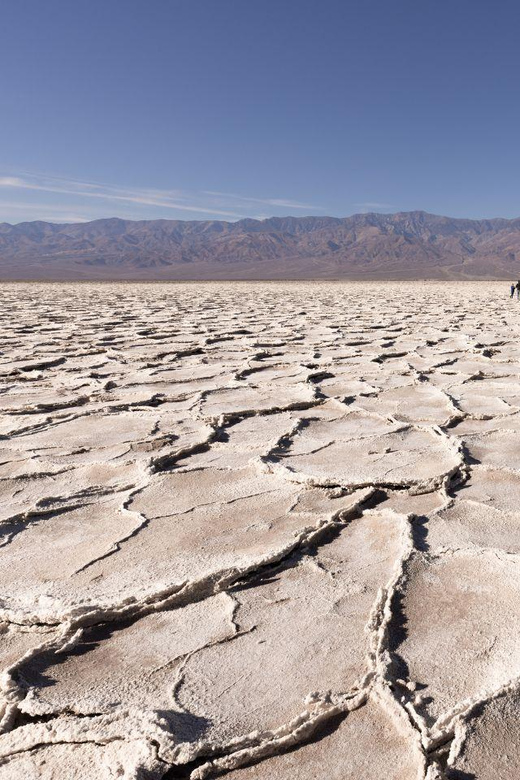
left=1, top=209, right=520, bottom=228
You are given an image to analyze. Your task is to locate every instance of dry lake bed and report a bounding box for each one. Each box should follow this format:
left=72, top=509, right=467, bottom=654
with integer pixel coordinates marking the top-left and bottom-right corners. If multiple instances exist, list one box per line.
left=0, top=280, right=519, bottom=779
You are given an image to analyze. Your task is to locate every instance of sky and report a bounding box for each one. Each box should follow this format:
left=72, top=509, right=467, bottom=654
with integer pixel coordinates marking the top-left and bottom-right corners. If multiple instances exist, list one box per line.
left=1, top=0, right=520, bottom=224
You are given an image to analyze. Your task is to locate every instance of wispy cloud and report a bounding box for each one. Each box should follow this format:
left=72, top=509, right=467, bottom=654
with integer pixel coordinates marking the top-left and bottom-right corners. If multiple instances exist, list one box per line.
left=0, top=172, right=324, bottom=223
left=203, top=190, right=323, bottom=210
left=0, top=201, right=99, bottom=223
left=354, top=201, right=395, bottom=212
left=0, top=174, right=245, bottom=219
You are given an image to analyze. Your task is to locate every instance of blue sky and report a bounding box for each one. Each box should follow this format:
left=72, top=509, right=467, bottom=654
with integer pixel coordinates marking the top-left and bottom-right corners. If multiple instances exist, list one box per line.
left=1, top=0, right=520, bottom=224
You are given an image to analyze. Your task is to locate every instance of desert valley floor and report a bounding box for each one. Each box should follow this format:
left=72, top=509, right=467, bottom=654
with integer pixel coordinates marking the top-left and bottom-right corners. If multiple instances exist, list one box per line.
left=0, top=280, right=519, bottom=779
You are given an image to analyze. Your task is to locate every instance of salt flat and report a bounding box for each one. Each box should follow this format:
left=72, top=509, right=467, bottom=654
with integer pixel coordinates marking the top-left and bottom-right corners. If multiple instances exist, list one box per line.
left=0, top=280, right=518, bottom=779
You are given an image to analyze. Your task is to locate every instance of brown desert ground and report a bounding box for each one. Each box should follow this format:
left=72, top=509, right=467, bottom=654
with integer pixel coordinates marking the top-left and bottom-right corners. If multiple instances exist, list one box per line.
left=0, top=280, right=519, bottom=779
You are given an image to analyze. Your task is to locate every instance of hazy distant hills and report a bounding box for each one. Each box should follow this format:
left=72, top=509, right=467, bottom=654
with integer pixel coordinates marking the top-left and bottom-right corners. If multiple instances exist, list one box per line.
left=1, top=211, right=520, bottom=280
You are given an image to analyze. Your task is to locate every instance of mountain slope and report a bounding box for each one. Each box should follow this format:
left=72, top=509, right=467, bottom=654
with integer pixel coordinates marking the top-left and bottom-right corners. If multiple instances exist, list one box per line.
left=0, top=211, right=519, bottom=279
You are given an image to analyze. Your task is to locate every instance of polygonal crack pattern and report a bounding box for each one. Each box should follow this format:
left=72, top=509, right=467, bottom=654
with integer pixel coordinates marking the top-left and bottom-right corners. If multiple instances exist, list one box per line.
left=0, top=280, right=518, bottom=779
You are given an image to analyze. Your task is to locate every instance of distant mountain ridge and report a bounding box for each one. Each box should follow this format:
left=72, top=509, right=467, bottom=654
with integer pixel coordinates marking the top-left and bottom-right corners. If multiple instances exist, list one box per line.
left=0, top=211, right=519, bottom=279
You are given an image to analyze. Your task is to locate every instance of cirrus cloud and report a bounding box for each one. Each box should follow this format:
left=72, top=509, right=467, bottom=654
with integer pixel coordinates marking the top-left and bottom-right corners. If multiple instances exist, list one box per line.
left=0, top=172, right=325, bottom=223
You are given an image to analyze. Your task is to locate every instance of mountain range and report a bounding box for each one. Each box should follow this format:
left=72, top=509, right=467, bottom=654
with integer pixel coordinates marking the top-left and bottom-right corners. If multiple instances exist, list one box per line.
left=1, top=211, right=519, bottom=280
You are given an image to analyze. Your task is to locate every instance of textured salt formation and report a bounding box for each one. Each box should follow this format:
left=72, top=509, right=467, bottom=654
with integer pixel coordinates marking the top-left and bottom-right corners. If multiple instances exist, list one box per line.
left=226, top=693, right=425, bottom=780
left=448, top=687, right=520, bottom=778
left=0, top=280, right=519, bottom=778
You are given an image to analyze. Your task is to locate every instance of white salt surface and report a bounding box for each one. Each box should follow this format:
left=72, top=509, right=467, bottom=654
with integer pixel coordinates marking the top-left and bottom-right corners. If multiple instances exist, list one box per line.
left=0, top=280, right=518, bottom=779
